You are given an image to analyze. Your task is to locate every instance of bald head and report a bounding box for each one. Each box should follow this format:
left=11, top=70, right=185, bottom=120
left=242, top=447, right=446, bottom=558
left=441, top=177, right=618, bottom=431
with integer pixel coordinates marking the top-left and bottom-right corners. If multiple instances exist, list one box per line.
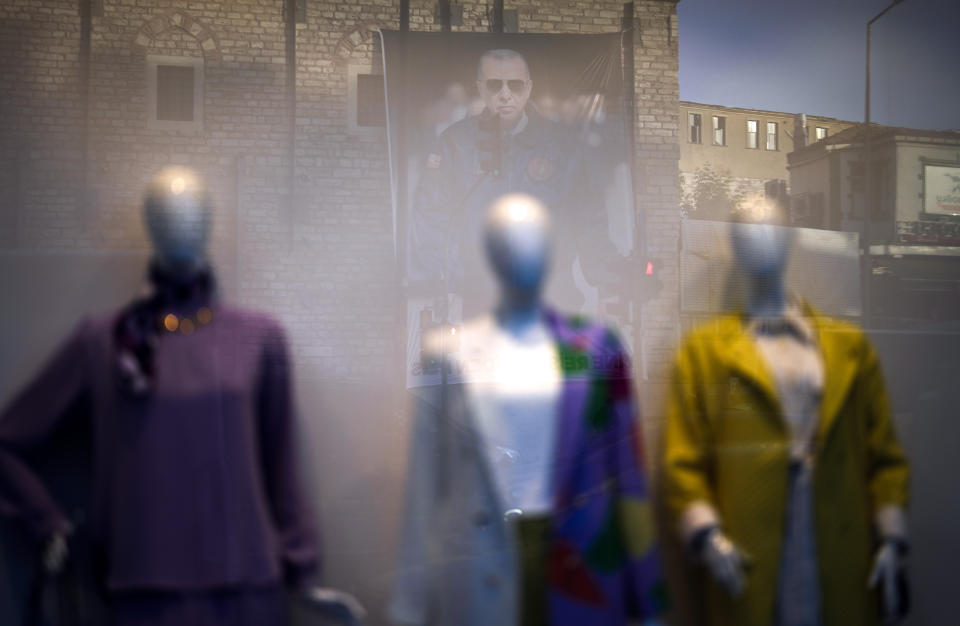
left=730, top=194, right=793, bottom=279
left=143, top=165, right=213, bottom=273
left=476, top=49, right=530, bottom=82
left=484, top=194, right=552, bottom=296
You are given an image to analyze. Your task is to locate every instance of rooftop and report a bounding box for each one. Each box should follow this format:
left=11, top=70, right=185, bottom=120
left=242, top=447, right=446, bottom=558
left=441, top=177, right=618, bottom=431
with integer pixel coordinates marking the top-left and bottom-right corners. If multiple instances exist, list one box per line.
left=679, top=100, right=855, bottom=125
left=789, top=123, right=960, bottom=162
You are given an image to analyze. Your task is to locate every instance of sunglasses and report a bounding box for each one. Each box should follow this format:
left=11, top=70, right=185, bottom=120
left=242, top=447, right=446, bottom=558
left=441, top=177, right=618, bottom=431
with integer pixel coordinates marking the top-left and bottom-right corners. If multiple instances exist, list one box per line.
left=483, top=79, right=528, bottom=94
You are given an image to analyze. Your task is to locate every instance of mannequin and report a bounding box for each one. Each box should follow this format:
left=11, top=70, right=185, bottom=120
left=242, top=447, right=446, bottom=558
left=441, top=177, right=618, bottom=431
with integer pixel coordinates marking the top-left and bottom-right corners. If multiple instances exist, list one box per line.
left=390, top=193, right=664, bottom=626
left=0, top=166, right=363, bottom=625
left=662, top=196, right=910, bottom=626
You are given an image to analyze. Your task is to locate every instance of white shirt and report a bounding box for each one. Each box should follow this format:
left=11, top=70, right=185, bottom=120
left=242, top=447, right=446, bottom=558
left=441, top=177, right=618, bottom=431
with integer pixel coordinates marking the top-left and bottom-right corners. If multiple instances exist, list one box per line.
left=748, top=305, right=824, bottom=464
left=457, top=314, right=562, bottom=515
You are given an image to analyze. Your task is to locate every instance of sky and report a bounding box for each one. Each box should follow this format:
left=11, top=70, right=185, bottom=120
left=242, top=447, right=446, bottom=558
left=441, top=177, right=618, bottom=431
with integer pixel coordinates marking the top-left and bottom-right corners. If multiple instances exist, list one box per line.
left=678, top=0, right=960, bottom=130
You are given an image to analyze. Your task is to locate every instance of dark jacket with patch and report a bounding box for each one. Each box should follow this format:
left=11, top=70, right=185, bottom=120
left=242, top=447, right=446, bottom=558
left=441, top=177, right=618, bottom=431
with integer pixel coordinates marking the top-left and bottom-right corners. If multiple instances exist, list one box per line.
left=410, top=108, right=599, bottom=291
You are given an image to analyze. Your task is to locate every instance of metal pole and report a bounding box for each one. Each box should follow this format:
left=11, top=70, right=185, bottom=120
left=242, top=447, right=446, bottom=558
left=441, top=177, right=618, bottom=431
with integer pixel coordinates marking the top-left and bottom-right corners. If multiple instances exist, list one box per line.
left=285, top=0, right=296, bottom=241
left=492, top=0, right=504, bottom=33
left=397, top=0, right=409, bottom=272
left=622, top=3, right=636, bottom=162
left=438, top=0, right=451, bottom=32
left=397, top=0, right=411, bottom=395
left=863, top=19, right=872, bottom=326
left=862, top=0, right=907, bottom=327
left=79, top=0, right=91, bottom=230
left=622, top=1, right=641, bottom=363
left=234, top=154, right=243, bottom=299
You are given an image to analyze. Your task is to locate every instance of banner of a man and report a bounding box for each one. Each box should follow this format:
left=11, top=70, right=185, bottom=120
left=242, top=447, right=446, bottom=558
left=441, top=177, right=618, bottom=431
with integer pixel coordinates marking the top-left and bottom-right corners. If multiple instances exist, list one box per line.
left=382, top=32, right=637, bottom=386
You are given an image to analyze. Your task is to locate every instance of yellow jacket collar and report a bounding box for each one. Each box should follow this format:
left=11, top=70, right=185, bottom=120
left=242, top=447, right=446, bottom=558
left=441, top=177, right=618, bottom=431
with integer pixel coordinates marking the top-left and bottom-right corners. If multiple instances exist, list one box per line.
left=723, top=301, right=861, bottom=444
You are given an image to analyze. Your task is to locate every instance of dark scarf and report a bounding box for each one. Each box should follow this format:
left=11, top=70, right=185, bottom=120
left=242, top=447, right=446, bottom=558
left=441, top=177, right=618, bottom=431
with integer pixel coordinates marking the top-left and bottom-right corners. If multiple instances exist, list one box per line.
left=113, top=261, right=215, bottom=396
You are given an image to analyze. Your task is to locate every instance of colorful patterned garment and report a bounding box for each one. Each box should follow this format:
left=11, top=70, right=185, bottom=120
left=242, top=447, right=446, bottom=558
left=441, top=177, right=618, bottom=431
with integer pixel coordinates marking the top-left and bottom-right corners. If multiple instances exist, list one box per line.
left=389, top=308, right=666, bottom=626
left=542, top=309, right=667, bottom=624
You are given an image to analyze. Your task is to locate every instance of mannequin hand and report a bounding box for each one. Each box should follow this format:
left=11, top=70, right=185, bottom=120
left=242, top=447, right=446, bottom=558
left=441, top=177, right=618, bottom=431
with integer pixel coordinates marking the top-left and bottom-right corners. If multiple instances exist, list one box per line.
left=42, top=522, right=74, bottom=574
left=868, top=540, right=909, bottom=624
left=700, top=527, right=748, bottom=598
left=299, top=586, right=367, bottom=625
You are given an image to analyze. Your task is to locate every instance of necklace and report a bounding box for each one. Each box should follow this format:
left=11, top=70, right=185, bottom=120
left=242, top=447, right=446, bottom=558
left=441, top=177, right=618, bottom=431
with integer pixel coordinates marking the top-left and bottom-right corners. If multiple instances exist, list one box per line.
left=160, top=306, right=214, bottom=335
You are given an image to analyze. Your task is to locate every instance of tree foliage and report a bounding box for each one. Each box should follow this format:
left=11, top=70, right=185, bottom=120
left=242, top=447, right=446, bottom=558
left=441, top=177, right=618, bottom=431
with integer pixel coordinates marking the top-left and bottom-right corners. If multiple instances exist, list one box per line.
left=680, top=163, right=746, bottom=221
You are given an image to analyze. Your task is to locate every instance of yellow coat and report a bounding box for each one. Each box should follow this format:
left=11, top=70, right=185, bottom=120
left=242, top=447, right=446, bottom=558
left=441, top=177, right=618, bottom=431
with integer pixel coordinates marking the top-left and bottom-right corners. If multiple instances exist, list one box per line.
left=663, top=306, right=909, bottom=626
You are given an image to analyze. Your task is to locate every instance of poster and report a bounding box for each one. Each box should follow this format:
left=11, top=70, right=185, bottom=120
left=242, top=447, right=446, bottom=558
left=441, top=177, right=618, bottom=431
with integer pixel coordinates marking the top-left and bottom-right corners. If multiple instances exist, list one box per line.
left=923, top=163, right=960, bottom=216
left=381, top=31, right=639, bottom=386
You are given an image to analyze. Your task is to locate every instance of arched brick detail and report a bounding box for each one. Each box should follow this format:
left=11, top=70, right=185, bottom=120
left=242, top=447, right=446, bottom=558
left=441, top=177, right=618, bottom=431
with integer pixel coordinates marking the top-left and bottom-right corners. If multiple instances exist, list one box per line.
left=333, top=22, right=388, bottom=62
left=133, top=10, right=221, bottom=61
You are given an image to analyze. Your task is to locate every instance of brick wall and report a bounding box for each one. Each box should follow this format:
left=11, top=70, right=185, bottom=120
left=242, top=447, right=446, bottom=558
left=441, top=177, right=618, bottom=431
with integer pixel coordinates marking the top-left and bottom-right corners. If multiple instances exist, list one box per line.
left=0, top=0, right=681, bottom=379
left=0, top=1, right=85, bottom=249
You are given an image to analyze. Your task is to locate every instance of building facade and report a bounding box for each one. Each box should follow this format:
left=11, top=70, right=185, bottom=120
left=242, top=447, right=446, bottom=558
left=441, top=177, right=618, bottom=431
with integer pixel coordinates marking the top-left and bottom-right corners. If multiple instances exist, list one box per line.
left=679, top=100, right=855, bottom=213
left=788, top=124, right=960, bottom=324
left=788, top=124, right=960, bottom=238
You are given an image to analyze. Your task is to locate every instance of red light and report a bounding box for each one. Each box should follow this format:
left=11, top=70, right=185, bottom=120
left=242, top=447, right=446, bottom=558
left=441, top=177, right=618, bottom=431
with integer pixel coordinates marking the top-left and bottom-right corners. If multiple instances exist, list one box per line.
left=645, top=261, right=654, bottom=275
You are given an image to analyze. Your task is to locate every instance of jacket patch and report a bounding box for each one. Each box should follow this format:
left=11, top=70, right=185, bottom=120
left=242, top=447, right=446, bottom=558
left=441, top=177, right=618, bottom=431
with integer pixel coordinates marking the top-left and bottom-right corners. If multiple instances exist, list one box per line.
left=527, top=155, right=556, bottom=182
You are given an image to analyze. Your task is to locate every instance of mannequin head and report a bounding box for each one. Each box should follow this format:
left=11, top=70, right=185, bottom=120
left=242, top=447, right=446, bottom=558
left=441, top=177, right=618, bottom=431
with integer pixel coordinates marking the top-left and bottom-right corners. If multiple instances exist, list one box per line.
left=729, top=194, right=794, bottom=317
left=730, top=194, right=793, bottom=280
left=143, top=166, right=212, bottom=276
left=483, top=193, right=551, bottom=308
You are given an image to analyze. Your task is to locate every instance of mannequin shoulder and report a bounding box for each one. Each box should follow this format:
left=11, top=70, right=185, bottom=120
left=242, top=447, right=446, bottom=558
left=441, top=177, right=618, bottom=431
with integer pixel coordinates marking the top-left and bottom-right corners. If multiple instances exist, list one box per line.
left=421, top=315, right=494, bottom=360
left=673, top=314, right=746, bottom=361
left=79, top=312, right=115, bottom=338
left=212, top=307, right=289, bottom=344
left=51, top=313, right=114, bottom=359
left=551, top=311, right=626, bottom=357
left=686, top=314, right=742, bottom=340
left=810, top=313, right=875, bottom=358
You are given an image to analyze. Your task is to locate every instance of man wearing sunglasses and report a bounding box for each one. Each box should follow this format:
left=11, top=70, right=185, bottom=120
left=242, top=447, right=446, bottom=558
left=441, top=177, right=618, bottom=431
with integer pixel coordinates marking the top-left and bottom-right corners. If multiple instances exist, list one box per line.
left=477, top=50, right=532, bottom=134
left=410, top=48, right=602, bottom=320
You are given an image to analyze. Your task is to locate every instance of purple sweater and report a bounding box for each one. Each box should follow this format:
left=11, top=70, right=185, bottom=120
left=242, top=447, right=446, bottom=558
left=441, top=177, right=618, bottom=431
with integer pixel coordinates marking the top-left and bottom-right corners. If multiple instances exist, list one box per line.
left=0, top=308, right=319, bottom=592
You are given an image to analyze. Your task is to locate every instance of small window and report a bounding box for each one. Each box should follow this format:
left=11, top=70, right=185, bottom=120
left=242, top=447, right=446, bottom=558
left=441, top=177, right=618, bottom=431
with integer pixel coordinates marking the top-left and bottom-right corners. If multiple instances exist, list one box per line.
left=356, top=74, right=386, bottom=127
left=766, top=121, right=778, bottom=150
left=156, top=66, right=194, bottom=122
left=147, top=55, right=203, bottom=132
left=815, top=126, right=828, bottom=141
left=688, top=113, right=702, bottom=144
left=348, top=65, right=385, bottom=132
left=746, top=120, right=758, bottom=149
left=712, top=115, right=726, bottom=146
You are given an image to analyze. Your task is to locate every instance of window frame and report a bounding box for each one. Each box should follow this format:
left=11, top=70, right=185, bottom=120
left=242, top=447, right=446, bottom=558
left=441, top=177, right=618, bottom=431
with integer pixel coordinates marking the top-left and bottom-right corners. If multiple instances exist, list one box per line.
left=815, top=126, right=828, bottom=141
left=348, top=64, right=386, bottom=134
left=766, top=121, right=779, bottom=151
left=688, top=112, right=702, bottom=144
left=712, top=115, right=726, bottom=146
left=146, top=55, right=204, bottom=132
left=746, top=119, right=759, bottom=149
